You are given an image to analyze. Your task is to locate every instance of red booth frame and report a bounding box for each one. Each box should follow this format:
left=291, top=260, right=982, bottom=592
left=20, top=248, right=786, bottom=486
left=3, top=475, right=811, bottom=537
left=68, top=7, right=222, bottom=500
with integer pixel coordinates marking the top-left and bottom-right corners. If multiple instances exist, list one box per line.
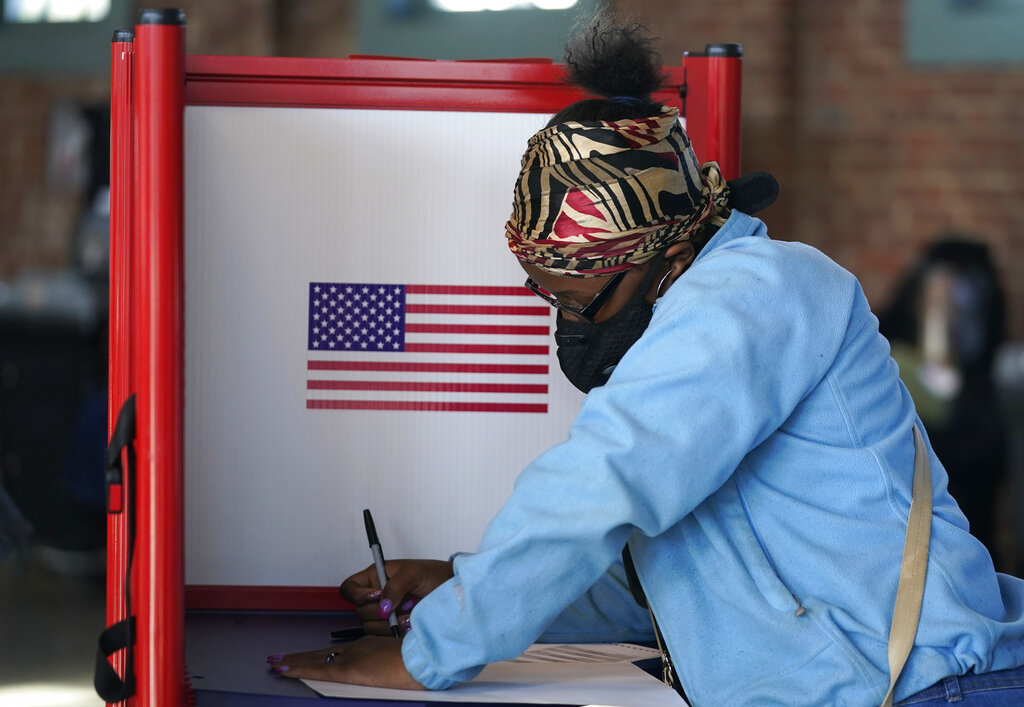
left=106, top=11, right=742, bottom=705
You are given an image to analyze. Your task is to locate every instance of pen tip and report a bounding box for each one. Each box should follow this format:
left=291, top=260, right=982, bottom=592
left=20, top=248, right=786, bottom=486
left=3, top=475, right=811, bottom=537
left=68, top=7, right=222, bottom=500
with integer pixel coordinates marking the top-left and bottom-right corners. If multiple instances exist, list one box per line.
left=363, top=509, right=379, bottom=546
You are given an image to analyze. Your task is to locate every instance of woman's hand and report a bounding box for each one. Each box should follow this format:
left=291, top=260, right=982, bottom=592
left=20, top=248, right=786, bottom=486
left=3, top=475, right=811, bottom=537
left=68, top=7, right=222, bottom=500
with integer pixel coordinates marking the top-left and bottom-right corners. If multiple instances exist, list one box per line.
left=267, top=636, right=425, bottom=689
left=339, top=559, right=454, bottom=636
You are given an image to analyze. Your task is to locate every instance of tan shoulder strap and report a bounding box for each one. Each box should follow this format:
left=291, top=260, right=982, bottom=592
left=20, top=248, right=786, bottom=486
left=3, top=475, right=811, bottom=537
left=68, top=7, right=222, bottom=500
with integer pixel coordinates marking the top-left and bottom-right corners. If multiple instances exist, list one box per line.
left=880, top=425, right=932, bottom=707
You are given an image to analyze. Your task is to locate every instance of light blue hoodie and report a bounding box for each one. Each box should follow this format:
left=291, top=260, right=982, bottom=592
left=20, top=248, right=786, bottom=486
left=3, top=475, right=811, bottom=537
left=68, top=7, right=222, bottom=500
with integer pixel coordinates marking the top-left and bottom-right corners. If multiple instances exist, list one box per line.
left=401, top=211, right=1024, bottom=705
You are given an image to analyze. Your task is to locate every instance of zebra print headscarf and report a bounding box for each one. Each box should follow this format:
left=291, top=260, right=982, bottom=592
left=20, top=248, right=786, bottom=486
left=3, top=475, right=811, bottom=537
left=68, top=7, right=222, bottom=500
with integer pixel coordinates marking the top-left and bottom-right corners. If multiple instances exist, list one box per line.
left=505, top=107, right=730, bottom=277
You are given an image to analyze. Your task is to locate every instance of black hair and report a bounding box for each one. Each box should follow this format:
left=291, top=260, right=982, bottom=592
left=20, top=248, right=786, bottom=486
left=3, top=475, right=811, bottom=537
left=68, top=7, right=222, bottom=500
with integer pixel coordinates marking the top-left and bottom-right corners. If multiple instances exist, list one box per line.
left=547, top=12, right=668, bottom=127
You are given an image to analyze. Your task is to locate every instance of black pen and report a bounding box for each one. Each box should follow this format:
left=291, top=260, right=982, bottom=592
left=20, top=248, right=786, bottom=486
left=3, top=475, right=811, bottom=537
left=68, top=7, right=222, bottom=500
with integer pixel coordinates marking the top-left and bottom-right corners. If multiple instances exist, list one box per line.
left=364, top=508, right=402, bottom=638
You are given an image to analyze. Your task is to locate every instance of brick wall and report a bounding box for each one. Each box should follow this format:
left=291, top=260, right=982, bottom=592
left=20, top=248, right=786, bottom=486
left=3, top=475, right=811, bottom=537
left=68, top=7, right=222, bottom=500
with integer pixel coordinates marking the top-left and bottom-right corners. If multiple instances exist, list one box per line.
left=0, top=0, right=356, bottom=279
left=1, top=1, right=1022, bottom=336
left=0, top=2, right=267, bottom=279
left=0, top=75, right=107, bottom=277
left=622, top=0, right=1024, bottom=339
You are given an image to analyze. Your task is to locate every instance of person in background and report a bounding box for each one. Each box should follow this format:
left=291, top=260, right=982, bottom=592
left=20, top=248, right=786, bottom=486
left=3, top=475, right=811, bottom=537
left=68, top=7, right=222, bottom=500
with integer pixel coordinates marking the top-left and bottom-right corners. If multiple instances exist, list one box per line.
left=879, top=238, right=1009, bottom=569
left=269, top=13, right=1024, bottom=705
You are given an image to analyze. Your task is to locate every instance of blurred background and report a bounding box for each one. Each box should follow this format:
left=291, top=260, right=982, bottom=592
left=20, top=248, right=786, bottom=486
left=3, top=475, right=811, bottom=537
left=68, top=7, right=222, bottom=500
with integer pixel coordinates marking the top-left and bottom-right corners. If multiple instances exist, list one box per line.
left=2, top=0, right=1024, bottom=704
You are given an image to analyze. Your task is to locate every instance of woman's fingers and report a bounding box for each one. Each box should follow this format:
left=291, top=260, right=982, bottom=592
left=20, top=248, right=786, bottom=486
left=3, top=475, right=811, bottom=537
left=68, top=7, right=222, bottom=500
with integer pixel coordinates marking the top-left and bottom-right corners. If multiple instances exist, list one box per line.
left=377, top=560, right=454, bottom=617
left=338, top=564, right=382, bottom=604
left=358, top=612, right=412, bottom=637
left=267, top=636, right=424, bottom=689
left=340, top=559, right=452, bottom=633
left=267, top=646, right=339, bottom=677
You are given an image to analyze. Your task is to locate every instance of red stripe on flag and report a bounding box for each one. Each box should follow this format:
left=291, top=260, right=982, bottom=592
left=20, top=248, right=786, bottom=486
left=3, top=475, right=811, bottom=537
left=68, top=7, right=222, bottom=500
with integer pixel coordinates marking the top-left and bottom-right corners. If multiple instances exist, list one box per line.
left=308, top=380, right=547, bottom=394
left=405, top=323, right=549, bottom=336
left=308, top=360, right=548, bottom=375
left=406, top=284, right=533, bottom=297
left=307, top=400, right=548, bottom=413
left=404, top=343, right=549, bottom=355
left=406, top=303, right=550, bottom=316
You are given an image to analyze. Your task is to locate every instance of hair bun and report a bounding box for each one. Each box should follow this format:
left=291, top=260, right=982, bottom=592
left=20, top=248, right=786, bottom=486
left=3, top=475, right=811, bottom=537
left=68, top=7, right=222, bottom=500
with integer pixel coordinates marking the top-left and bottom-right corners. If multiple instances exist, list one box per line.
left=563, top=12, right=666, bottom=102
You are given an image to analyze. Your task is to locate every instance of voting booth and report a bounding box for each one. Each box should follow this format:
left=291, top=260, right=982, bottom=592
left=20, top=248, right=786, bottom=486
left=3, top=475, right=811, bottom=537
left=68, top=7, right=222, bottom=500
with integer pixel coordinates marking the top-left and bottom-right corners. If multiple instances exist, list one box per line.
left=100, top=8, right=743, bottom=705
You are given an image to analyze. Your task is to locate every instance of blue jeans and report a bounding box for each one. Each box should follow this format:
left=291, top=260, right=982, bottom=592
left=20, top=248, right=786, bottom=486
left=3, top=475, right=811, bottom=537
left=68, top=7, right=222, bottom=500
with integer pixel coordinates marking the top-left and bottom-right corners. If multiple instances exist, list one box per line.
left=895, top=665, right=1024, bottom=705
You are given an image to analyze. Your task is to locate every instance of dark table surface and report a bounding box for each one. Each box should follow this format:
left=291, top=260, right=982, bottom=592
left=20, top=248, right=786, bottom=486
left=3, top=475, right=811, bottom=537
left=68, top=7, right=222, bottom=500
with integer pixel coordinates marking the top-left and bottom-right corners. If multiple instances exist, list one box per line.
left=186, top=609, right=581, bottom=706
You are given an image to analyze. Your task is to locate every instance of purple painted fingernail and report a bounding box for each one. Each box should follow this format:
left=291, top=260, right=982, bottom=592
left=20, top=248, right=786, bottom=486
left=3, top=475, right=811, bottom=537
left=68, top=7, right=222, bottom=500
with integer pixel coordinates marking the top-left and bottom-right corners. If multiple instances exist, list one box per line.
left=274, top=665, right=289, bottom=673
left=399, top=597, right=418, bottom=611
left=401, top=617, right=411, bottom=633
left=378, top=598, right=394, bottom=619
left=367, top=589, right=383, bottom=601
left=267, top=653, right=283, bottom=663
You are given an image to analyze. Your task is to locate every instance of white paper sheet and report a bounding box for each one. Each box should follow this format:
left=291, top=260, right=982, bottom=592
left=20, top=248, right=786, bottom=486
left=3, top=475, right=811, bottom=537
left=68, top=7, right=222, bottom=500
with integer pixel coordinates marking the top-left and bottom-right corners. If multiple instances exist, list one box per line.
left=301, top=643, right=687, bottom=706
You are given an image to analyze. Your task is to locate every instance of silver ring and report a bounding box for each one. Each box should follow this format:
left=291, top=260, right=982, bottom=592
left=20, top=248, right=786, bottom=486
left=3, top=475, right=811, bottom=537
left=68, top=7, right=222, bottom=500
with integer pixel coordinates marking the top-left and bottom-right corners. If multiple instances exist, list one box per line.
left=325, top=651, right=339, bottom=664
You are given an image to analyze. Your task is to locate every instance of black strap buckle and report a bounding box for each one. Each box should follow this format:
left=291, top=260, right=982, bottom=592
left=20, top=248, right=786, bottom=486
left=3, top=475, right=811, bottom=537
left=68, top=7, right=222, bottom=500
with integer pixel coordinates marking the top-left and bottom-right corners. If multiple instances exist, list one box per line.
left=104, top=394, right=136, bottom=515
left=94, top=394, right=137, bottom=702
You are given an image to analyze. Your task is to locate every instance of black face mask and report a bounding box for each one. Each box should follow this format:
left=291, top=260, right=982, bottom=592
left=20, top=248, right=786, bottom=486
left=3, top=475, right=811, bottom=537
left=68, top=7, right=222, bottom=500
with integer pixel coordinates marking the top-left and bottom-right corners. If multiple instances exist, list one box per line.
left=554, top=255, right=666, bottom=393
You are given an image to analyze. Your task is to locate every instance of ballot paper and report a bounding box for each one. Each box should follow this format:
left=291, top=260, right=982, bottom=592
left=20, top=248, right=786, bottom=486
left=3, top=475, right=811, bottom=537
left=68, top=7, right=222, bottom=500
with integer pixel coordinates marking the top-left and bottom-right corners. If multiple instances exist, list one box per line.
left=302, top=643, right=687, bottom=706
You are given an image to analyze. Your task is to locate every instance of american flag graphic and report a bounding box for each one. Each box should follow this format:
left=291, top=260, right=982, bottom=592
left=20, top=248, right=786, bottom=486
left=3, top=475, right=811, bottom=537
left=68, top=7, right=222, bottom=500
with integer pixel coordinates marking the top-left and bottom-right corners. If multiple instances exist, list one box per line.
left=306, top=282, right=552, bottom=413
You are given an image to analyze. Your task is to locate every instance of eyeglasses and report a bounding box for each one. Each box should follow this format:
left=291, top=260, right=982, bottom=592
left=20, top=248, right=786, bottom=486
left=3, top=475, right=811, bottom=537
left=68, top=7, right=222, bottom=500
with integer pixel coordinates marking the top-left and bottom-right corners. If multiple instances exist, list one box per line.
left=524, top=270, right=627, bottom=324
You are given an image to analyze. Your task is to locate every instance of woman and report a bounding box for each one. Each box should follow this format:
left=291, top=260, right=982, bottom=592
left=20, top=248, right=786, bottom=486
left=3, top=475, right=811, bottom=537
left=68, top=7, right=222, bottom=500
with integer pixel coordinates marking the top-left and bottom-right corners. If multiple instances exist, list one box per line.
left=269, top=15, right=1024, bottom=705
